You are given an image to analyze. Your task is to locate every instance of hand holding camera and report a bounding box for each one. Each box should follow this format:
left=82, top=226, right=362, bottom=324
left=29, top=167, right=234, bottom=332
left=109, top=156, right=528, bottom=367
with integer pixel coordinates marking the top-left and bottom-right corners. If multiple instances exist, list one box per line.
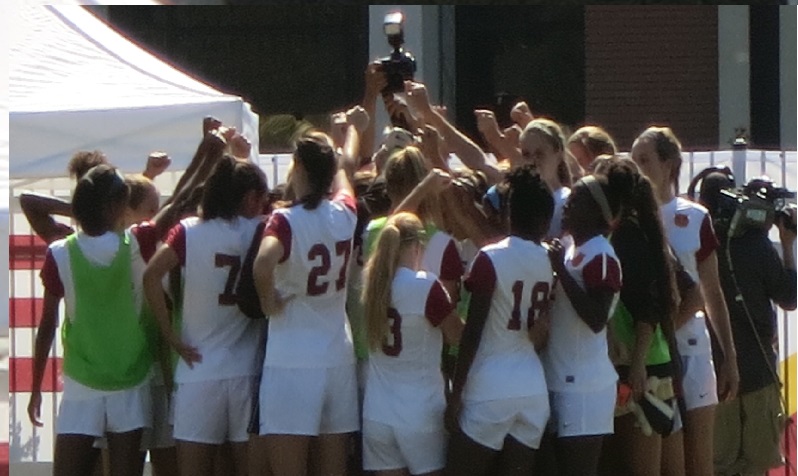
left=378, top=12, right=416, bottom=95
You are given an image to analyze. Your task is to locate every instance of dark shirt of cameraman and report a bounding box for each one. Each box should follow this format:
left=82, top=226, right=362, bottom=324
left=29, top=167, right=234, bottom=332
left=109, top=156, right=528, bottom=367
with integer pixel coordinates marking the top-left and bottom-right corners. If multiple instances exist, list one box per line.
left=701, top=172, right=796, bottom=476
left=717, top=223, right=796, bottom=393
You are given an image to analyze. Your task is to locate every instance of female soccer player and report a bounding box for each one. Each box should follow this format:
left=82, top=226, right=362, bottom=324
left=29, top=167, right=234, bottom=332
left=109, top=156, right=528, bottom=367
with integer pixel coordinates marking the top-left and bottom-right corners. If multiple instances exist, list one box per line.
left=361, top=211, right=463, bottom=476
left=445, top=164, right=556, bottom=476
left=518, top=119, right=572, bottom=240
left=29, top=164, right=152, bottom=476
left=593, top=155, right=684, bottom=475
left=252, top=131, right=359, bottom=476
left=631, top=126, right=738, bottom=476
left=541, top=171, right=624, bottom=476
left=144, top=155, right=268, bottom=476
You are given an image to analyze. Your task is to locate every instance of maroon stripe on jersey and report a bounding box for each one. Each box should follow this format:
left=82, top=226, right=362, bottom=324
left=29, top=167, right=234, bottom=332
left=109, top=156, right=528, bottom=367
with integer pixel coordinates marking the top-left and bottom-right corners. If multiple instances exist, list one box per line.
left=10, top=234, right=47, bottom=270
left=696, top=214, right=719, bottom=263
left=582, top=254, right=622, bottom=292
left=10, top=298, right=44, bottom=328
left=464, top=251, right=497, bottom=296
left=425, top=281, right=454, bottom=327
left=10, top=357, right=63, bottom=393
left=440, top=239, right=465, bottom=281
left=263, top=213, right=292, bottom=263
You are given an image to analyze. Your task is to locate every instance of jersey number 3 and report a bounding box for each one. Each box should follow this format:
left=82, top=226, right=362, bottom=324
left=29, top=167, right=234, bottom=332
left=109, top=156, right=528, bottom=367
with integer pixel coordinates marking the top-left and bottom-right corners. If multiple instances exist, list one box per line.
left=507, top=280, right=550, bottom=331
left=307, top=240, right=352, bottom=296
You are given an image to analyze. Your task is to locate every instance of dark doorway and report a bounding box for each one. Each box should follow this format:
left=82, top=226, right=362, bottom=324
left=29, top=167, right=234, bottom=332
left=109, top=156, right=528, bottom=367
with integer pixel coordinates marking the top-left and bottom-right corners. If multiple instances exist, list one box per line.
left=454, top=6, right=585, bottom=145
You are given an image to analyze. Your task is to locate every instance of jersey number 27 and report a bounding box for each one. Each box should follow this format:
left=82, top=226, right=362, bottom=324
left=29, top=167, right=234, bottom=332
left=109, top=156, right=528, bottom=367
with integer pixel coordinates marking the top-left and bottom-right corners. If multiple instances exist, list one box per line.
left=307, top=240, right=352, bottom=296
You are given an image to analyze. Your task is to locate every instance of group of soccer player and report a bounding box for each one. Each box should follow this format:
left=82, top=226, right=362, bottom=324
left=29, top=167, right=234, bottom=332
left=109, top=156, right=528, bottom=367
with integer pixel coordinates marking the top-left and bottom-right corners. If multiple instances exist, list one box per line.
left=26, top=79, right=739, bottom=476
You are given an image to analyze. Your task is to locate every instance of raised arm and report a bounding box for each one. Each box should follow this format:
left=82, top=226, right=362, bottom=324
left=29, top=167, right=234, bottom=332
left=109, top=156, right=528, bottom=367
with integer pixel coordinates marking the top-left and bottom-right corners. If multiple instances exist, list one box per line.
left=360, top=62, right=388, bottom=164
left=405, top=81, right=503, bottom=185
left=19, top=193, right=75, bottom=244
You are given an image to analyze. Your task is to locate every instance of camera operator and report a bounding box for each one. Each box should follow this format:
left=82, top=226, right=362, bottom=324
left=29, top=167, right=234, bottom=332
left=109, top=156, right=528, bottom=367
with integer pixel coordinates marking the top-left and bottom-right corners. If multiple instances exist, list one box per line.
left=697, top=171, right=797, bottom=476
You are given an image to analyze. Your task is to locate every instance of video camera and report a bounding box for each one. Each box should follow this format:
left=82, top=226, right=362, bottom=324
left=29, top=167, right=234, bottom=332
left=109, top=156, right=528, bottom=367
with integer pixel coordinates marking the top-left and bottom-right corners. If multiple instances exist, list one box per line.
left=688, top=166, right=796, bottom=239
left=378, top=12, right=416, bottom=95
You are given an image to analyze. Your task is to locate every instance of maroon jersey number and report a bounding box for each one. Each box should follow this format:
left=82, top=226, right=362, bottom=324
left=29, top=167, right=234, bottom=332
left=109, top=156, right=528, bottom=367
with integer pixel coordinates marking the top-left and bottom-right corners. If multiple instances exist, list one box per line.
left=215, top=253, right=242, bottom=306
left=382, top=307, right=403, bottom=356
left=507, top=280, right=551, bottom=330
left=306, top=239, right=353, bottom=296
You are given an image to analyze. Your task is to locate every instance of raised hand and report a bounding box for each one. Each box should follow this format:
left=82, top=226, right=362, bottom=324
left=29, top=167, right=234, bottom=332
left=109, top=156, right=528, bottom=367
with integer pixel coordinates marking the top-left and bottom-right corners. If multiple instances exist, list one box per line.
left=346, top=105, right=370, bottom=134
left=510, top=101, right=534, bottom=128
left=144, top=151, right=171, bottom=179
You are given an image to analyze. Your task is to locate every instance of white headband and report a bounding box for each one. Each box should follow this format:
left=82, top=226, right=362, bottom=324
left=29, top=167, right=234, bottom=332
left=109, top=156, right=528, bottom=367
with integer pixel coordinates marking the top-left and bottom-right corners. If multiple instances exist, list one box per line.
left=579, top=175, right=613, bottom=224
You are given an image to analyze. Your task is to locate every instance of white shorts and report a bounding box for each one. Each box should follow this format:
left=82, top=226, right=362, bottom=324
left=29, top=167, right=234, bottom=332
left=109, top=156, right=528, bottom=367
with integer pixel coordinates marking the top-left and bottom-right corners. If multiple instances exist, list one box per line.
left=172, top=376, right=254, bottom=444
left=259, top=364, right=359, bottom=436
left=142, top=382, right=175, bottom=449
left=459, top=395, right=549, bottom=450
left=681, top=353, right=718, bottom=411
left=549, top=385, right=616, bottom=438
left=57, top=384, right=152, bottom=437
left=362, top=419, right=446, bottom=474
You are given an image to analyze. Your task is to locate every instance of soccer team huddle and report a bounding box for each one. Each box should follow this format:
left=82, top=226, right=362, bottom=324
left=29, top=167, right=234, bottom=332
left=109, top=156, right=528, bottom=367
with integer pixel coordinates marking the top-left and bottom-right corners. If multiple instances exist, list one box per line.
left=26, top=80, right=742, bottom=476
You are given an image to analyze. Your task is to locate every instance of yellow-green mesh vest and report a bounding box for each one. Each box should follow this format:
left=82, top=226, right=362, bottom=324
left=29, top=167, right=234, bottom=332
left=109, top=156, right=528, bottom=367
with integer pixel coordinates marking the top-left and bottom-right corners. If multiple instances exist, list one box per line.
left=610, top=300, right=671, bottom=366
left=61, top=233, right=151, bottom=390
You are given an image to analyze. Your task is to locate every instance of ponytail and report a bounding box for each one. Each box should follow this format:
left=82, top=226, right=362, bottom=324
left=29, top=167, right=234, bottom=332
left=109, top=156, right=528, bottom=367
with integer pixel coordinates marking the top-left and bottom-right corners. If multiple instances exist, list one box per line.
left=294, top=132, right=337, bottom=210
left=361, top=212, right=424, bottom=352
left=596, top=155, right=680, bottom=323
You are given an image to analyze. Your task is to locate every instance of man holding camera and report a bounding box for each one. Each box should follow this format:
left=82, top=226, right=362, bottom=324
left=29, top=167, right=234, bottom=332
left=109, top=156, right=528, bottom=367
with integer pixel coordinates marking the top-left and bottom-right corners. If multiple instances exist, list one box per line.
left=697, top=171, right=796, bottom=476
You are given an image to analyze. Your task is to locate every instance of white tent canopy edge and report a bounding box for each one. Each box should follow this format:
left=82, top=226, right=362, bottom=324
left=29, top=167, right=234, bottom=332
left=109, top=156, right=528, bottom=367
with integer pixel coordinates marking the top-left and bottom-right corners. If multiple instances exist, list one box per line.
left=10, top=4, right=259, bottom=179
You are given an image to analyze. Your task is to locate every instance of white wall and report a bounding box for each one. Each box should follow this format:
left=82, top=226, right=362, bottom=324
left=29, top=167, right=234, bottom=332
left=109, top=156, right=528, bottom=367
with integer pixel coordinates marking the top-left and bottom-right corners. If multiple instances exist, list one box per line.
left=780, top=7, right=796, bottom=150
left=717, top=6, right=751, bottom=149
left=368, top=6, right=442, bottom=143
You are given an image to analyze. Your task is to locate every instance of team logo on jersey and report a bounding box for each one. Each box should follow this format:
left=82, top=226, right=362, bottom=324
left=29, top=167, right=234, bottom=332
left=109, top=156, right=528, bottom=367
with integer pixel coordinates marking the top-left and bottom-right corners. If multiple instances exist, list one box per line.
left=571, top=253, right=585, bottom=267
left=674, top=214, right=689, bottom=228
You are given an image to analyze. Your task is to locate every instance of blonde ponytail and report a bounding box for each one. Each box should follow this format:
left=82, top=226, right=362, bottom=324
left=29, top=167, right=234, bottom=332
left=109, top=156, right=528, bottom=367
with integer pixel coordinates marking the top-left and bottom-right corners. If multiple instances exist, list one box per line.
left=362, top=212, right=425, bottom=352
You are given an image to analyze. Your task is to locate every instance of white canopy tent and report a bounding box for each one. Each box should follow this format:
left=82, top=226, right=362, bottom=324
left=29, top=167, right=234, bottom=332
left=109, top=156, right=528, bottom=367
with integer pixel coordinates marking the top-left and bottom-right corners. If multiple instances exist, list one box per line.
left=10, top=3, right=259, bottom=180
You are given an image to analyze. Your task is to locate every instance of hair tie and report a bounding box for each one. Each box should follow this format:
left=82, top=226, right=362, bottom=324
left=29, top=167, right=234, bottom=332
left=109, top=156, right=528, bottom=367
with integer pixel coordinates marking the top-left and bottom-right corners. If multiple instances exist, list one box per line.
left=579, top=175, right=613, bottom=224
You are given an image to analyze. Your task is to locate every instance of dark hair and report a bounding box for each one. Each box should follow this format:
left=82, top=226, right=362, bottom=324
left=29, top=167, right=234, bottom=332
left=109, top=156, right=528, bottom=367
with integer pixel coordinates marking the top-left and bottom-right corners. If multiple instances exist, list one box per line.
left=72, top=164, right=129, bottom=236
left=595, top=155, right=679, bottom=320
left=68, top=150, right=108, bottom=180
left=505, top=164, right=554, bottom=242
left=294, top=132, right=337, bottom=210
left=200, top=155, right=267, bottom=221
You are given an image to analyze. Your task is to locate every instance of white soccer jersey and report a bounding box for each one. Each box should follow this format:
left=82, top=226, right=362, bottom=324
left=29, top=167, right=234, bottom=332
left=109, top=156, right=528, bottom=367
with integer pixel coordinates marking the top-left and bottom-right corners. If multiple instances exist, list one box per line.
left=660, top=197, right=719, bottom=356
left=421, top=230, right=465, bottom=284
left=165, top=216, right=264, bottom=383
left=262, top=192, right=358, bottom=368
left=461, top=236, right=555, bottom=402
left=547, top=187, right=571, bottom=239
left=542, top=235, right=621, bottom=393
left=363, top=268, right=454, bottom=431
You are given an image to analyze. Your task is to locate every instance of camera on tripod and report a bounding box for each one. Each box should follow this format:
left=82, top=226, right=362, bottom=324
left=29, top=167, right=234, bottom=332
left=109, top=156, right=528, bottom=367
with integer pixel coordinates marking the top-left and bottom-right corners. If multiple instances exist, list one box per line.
left=689, top=166, right=796, bottom=238
left=378, top=12, right=416, bottom=95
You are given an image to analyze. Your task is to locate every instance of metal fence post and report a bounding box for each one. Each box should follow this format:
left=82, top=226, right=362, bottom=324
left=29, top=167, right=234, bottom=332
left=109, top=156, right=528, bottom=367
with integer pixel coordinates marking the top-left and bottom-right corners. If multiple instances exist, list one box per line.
left=731, top=137, right=747, bottom=187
